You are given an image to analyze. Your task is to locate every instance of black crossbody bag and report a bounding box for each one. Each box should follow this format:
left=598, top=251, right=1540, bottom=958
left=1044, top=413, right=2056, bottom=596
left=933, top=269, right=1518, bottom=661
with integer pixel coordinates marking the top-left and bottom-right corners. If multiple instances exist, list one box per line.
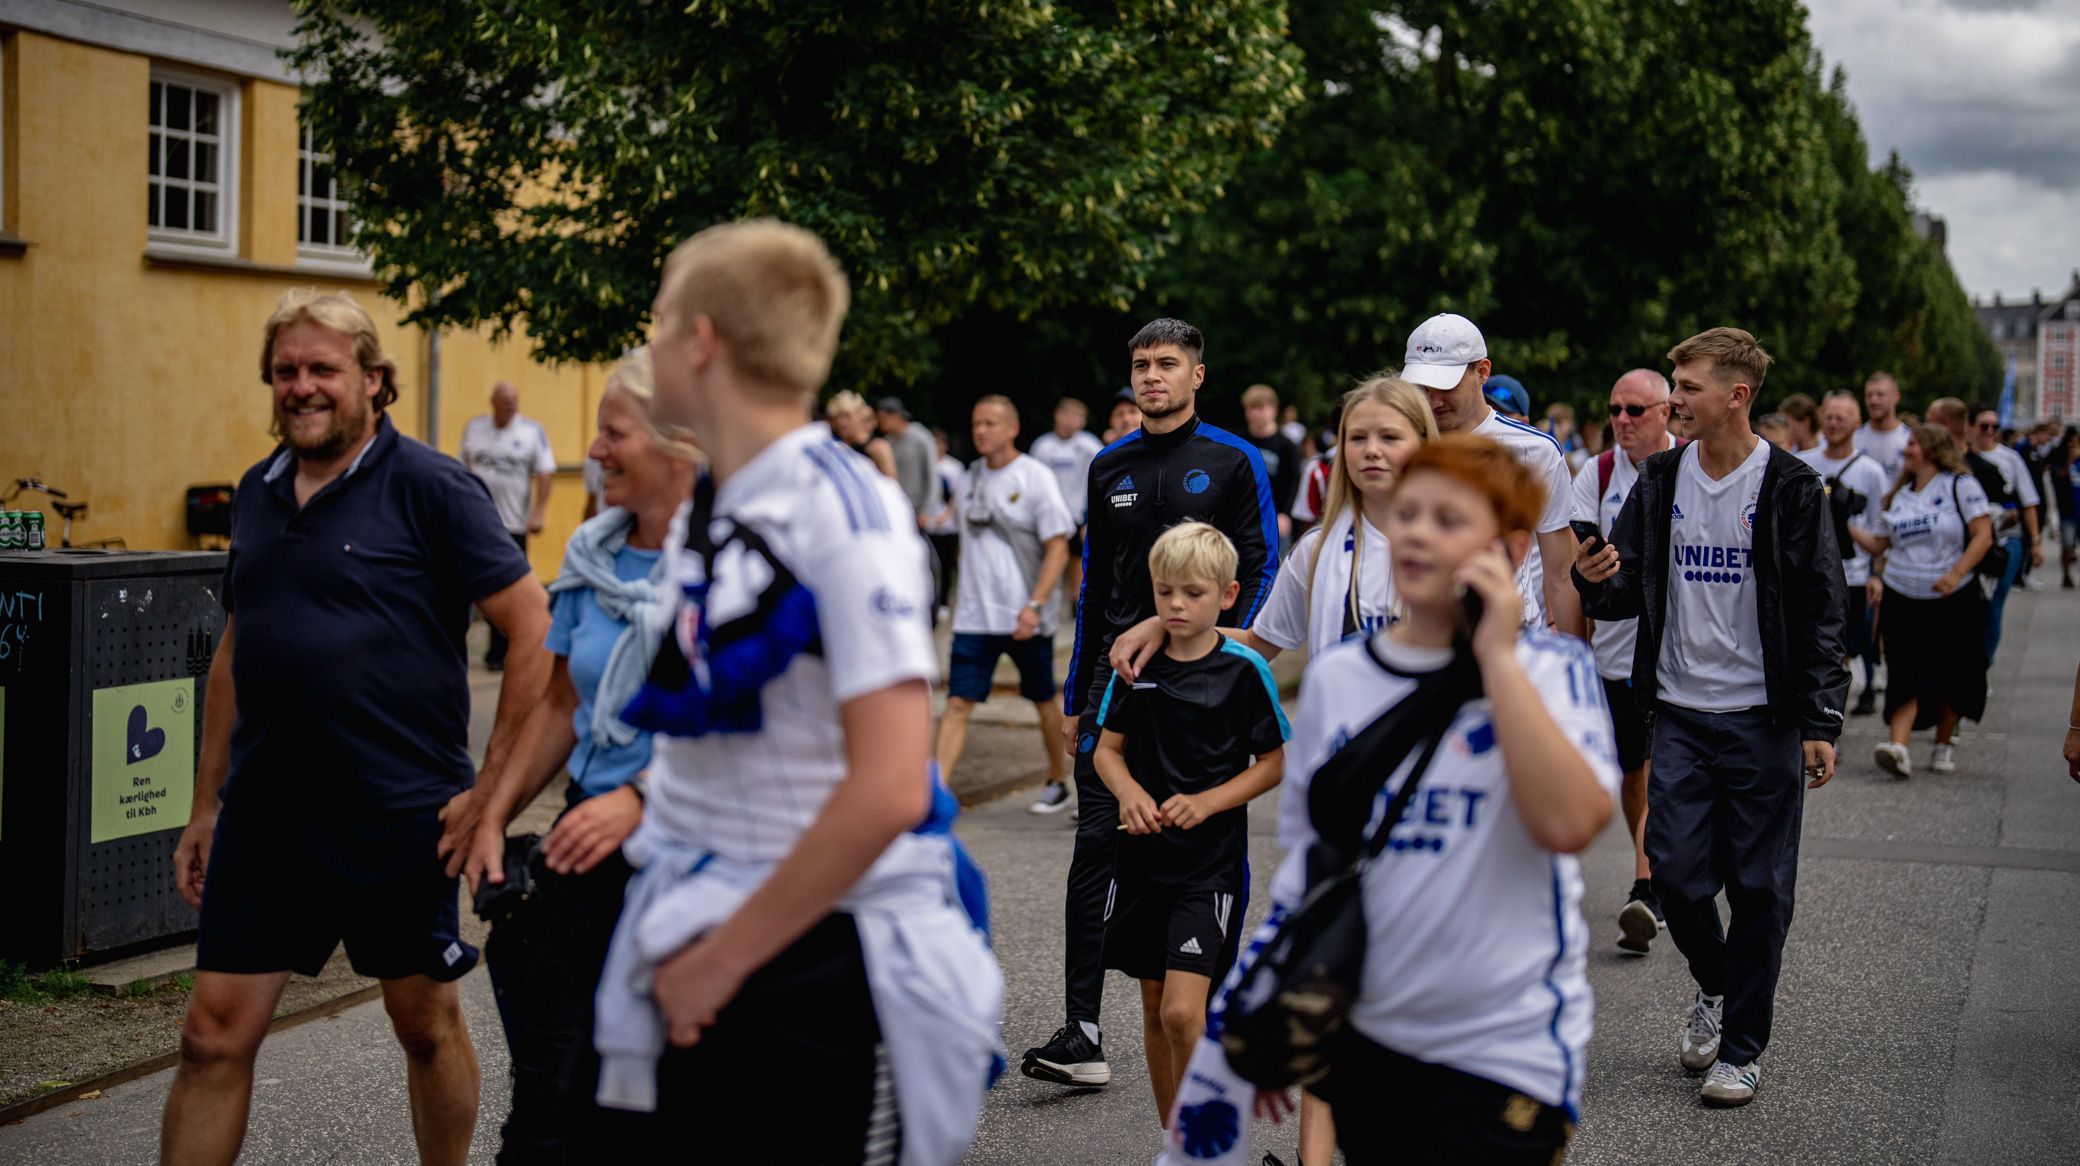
left=1219, top=651, right=1480, bottom=1089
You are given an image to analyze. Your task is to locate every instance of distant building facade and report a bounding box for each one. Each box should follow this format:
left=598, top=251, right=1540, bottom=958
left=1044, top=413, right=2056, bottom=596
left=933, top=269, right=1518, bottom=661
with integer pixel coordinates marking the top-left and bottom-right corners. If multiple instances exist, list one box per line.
left=1975, top=291, right=2043, bottom=424
left=2040, top=274, right=2080, bottom=423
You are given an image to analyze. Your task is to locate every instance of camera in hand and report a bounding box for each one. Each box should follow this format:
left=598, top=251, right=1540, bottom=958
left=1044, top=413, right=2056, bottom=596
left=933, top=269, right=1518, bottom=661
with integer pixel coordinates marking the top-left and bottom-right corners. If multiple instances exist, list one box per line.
left=471, top=833, right=543, bottom=924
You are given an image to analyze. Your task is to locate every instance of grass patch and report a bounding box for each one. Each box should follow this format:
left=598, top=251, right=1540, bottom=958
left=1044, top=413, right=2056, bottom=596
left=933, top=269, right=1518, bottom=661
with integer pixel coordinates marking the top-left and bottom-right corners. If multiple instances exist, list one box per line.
left=0, top=961, right=110, bottom=1004
left=0, top=960, right=36, bottom=1003
left=36, top=969, right=94, bottom=999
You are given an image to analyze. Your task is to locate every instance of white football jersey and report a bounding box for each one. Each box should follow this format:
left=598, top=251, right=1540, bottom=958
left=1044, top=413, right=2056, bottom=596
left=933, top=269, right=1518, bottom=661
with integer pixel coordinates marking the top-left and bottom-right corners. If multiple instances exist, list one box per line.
left=639, top=424, right=939, bottom=863
left=1284, top=628, right=1619, bottom=1116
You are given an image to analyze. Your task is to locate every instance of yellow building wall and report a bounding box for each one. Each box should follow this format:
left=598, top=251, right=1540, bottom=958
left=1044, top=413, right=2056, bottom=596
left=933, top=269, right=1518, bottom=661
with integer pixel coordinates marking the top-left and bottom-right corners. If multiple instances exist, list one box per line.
left=0, top=30, right=603, bottom=582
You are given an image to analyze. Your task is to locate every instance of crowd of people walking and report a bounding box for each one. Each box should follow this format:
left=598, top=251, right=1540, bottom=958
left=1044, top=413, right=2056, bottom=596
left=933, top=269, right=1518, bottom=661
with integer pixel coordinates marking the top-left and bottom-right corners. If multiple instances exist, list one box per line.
left=154, top=217, right=2075, bottom=1166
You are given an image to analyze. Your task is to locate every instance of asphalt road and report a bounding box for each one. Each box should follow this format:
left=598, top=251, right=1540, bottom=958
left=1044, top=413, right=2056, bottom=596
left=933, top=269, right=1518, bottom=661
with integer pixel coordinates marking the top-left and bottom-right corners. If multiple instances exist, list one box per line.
left=3, top=586, right=2074, bottom=1164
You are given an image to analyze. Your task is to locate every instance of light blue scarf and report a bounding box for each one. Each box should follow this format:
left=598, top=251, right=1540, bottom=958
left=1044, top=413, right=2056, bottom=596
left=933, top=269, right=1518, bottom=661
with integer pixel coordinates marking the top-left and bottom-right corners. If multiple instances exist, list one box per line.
left=546, top=507, right=671, bottom=749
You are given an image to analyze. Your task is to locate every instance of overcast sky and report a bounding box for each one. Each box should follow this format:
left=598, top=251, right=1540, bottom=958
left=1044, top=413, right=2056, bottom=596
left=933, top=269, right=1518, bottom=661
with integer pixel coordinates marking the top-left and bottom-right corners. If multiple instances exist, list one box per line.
left=1805, top=0, right=2080, bottom=304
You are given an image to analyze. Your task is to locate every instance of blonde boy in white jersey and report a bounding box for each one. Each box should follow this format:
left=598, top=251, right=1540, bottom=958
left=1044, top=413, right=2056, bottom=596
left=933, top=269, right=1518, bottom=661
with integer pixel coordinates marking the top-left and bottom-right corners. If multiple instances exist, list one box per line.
left=591, top=220, right=1001, bottom=1162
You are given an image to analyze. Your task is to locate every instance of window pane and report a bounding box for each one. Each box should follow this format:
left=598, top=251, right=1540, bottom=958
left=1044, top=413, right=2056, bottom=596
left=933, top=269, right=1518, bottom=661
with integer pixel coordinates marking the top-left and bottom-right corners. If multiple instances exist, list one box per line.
left=301, top=204, right=321, bottom=244
left=313, top=159, right=332, bottom=197
left=149, top=131, right=162, bottom=177
left=333, top=209, right=349, bottom=246
left=165, top=187, right=189, bottom=230
left=195, top=91, right=218, bottom=135
left=147, top=181, right=160, bottom=228
left=195, top=142, right=217, bottom=183
left=194, top=190, right=216, bottom=233
left=150, top=81, right=163, bottom=127
left=298, top=155, right=307, bottom=197
left=166, top=137, right=190, bottom=180
left=166, top=85, right=191, bottom=131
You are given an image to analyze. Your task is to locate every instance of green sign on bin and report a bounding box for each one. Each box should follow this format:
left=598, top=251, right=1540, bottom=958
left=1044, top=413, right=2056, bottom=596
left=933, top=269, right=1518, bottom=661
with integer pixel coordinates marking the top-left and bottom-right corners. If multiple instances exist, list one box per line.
left=91, top=679, right=194, bottom=843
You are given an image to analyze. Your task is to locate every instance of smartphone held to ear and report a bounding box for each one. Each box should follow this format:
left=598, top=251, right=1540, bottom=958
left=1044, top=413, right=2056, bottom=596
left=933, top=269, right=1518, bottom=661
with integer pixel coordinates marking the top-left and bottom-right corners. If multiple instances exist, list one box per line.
left=1455, top=585, right=1485, bottom=639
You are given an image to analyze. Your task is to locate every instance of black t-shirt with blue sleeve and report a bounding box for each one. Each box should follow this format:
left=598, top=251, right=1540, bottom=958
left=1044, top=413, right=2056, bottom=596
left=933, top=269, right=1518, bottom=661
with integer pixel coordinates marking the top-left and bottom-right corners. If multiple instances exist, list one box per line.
left=1097, top=638, right=1288, bottom=886
left=223, top=416, right=532, bottom=822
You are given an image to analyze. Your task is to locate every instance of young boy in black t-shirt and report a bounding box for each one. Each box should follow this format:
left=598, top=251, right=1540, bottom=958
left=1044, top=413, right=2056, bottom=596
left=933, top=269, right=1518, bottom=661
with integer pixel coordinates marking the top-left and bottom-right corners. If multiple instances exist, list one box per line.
left=1092, top=521, right=1288, bottom=1127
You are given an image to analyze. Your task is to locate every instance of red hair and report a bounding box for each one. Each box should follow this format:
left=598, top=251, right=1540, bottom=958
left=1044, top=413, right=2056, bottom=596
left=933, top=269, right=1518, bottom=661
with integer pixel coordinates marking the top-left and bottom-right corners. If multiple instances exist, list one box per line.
left=1395, top=435, right=1547, bottom=535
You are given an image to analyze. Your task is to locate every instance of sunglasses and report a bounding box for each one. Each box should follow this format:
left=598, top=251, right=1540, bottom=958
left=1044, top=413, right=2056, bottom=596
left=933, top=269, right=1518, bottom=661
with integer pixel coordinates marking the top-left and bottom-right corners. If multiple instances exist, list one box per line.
left=1608, top=402, right=1663, bottom=417
left=1975, top=422, right=1999, bottom=431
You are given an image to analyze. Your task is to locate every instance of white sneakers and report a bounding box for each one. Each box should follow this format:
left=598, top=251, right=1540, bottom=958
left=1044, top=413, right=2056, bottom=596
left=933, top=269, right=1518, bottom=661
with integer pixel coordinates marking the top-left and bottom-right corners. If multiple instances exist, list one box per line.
left=1681, top=993, right=1762, bottom=1106
left=1876, top=741, right=1960, bottom=777
left=1700, top=1059, right=1762, bottom=1107
left=1680, top=991, right=1724, bottom=1072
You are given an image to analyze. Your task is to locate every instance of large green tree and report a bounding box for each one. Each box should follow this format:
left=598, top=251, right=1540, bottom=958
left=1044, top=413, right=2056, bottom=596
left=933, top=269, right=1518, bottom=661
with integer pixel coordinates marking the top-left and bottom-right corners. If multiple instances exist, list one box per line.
left=1134, top=0, right=1995, bottom=423
left=290, top=0, right=1305, bottom=388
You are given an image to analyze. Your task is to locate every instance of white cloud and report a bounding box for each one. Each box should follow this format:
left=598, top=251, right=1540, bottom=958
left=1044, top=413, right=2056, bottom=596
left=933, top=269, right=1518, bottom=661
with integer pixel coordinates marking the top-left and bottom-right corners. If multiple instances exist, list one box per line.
left=1806, top=0, right=2080, bottom=299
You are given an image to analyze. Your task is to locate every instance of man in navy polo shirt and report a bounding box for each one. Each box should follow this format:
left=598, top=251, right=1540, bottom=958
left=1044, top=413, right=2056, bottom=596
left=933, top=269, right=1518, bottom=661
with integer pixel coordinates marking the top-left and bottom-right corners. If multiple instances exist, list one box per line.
left=161, top=290, right=550, bottom=1166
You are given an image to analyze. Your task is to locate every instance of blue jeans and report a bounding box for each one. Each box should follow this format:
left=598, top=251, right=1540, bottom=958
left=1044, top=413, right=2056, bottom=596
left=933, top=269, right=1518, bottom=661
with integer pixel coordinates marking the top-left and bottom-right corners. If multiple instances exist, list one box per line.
left=1982, top=534, right=2025, bottom=664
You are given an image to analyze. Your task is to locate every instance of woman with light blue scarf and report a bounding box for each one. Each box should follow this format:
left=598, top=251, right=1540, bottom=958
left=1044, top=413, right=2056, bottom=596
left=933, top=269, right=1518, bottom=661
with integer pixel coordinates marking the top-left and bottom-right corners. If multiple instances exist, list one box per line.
left=466, top=347, right=699, bottom=1164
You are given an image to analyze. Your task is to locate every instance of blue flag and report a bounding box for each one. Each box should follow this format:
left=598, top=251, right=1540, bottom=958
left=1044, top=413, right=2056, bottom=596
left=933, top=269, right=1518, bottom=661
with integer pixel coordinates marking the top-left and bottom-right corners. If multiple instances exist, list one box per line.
left=1998, top=357, right=2015, bottom=429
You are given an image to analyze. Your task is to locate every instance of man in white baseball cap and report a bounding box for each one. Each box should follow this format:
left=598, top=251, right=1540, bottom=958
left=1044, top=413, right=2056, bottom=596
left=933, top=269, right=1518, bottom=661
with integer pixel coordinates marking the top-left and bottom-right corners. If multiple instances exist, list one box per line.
left=1403, top=313, right=1584, bottom=636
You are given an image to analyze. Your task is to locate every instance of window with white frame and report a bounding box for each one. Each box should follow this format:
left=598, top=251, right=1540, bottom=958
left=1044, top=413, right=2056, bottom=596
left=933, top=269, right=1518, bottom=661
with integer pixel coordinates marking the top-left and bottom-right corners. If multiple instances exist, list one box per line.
left=148, top=69, right=239, bottom=251
left=298, top=122, right=357, bottom=259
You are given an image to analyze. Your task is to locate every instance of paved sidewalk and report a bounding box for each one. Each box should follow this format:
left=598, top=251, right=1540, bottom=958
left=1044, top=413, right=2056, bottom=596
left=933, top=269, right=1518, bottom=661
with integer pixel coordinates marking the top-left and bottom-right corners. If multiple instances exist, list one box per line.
left=4, top=588, right=2073, bottom=1163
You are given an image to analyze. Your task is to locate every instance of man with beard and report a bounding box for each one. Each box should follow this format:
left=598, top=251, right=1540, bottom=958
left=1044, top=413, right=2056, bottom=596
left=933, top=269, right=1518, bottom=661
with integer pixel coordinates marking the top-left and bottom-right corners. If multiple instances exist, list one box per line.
left=1021, top=317, right=1276, bottom=1089
left=161, top=290, right=550, bottom=1166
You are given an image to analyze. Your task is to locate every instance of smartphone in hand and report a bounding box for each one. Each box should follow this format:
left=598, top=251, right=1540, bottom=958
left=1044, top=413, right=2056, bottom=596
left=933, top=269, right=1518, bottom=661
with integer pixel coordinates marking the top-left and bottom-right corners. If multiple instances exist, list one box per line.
left=1455, top=585, right=1486, bottom=640
left=1569, top=519, right=1604, bottom=552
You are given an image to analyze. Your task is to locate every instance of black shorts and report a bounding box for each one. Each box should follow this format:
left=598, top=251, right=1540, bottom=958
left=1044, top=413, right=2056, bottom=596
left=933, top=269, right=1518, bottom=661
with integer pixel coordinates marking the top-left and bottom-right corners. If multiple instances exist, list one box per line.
left=196, top=801, right=477, bottom=982
left=1067, top=525, right=1086, bottom=561
left=1314, top=1029, right=1573, bottom=1165
left=1600, top=676, right=1650, bottom=773
left=1103, top=871, right=1240, bottom=982
left=611, top=912, right=893, bottom=1161
left=947, top=632, right=1056, bottom=703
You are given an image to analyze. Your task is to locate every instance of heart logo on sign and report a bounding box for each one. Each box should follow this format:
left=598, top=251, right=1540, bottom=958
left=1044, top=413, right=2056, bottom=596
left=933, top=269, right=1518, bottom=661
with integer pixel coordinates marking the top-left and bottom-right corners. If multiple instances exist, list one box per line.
left=127, top=705, right=166, bottom=764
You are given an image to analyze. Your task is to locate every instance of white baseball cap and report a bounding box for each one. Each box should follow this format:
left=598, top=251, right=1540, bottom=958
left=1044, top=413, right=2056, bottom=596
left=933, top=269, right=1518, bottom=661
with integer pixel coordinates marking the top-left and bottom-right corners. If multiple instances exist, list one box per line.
left=1402, top=314, right=1488, bottom=390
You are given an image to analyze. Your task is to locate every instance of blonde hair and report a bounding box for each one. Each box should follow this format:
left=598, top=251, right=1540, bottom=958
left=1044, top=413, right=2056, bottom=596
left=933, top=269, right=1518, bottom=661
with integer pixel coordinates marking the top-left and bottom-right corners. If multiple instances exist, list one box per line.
left=1241, top=384, right=1279, bottom=409
left=259, top=289, right=400, bottom=412
left=1667, top=327, right=1773, bottom=398
left=1148, top=522, right=1238, bottom=588
left=824, top=389, right=869, bottom=420
left=1312, top=374, right=1438, bottom=572
left=659, top=219, right=850, bottom=396
left=602, top=347, right=699, bottom=461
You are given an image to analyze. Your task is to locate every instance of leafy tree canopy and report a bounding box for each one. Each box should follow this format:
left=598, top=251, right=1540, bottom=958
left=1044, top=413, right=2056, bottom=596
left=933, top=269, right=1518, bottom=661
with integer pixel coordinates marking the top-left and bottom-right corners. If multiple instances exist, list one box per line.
left=1141, top=0, right=1997, bottom=423
left=290, top=0, right=1306, bottom=387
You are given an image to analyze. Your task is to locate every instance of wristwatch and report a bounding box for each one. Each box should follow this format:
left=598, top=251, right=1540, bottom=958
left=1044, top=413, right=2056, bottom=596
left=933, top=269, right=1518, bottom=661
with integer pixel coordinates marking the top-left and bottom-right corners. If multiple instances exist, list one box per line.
left=1025, top=600, right=1046, bottom=612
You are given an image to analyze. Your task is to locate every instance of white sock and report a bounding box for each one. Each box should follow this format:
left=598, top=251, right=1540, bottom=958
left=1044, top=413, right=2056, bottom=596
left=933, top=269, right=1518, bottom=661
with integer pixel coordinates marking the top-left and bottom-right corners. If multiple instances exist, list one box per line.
left=1079, top=1020, right=1100, bottom=1044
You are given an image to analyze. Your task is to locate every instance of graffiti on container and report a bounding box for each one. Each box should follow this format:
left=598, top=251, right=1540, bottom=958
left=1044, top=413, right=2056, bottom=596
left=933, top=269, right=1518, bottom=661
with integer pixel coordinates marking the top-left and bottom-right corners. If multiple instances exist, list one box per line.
left=0, top=589, right=44, bottom=670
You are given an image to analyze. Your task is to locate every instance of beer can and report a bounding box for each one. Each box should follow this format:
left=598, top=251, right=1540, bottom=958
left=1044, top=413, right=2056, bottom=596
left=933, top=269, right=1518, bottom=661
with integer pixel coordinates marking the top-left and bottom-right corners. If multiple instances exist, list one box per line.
left=0, top=511, right=19, bottom=550
left=24, top=511, right=45, bottom=550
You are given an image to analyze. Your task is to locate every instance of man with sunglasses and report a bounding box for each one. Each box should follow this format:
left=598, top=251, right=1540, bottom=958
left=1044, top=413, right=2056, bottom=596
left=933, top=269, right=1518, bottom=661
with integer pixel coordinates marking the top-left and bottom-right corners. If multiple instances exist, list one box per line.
left=1570, top=369, right=1676, bottom=953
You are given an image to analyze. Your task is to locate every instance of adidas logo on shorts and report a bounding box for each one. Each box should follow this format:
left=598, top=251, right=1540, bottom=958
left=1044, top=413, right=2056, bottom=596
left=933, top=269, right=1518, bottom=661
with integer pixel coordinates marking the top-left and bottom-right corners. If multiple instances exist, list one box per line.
left=1178, top=936, right=1203, bottom=956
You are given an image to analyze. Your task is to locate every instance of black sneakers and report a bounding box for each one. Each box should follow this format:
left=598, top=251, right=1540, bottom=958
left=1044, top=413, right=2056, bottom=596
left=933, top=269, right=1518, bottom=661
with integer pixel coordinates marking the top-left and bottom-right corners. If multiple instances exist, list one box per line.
left=1617, top=879, right=1665, bottom=954
left=1020, top=1025, right=1110, bottom=1086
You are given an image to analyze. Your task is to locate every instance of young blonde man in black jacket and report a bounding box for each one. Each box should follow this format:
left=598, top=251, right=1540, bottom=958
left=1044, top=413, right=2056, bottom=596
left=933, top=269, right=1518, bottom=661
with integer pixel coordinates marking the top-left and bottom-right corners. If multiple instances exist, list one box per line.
left=1573, top=328, right=1848, bottom=1108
